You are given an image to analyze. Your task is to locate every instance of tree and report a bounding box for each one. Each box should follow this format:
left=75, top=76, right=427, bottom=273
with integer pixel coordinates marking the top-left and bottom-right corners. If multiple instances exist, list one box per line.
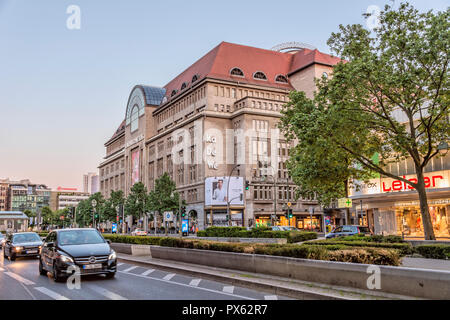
left=125, top=182, right=150, bottom=222
left=148, top=173, right=184, bottom=229
left=103, top=190, right=125, bottom=222
left=41, top=206, right=56, bottom=227
left=75, top=193, right=106, bottom=227
left=280, top=2, right=449, bottom=240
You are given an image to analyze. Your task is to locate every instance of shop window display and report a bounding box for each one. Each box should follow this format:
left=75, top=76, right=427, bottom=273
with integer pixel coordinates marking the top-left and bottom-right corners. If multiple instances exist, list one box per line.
left=396, top=205, right=450, bottom=238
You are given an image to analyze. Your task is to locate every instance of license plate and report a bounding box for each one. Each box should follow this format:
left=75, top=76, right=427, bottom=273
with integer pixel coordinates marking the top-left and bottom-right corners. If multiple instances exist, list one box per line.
left=83, top=264, right=102, bottom=270
left=26, top=250, right=38, bottom=254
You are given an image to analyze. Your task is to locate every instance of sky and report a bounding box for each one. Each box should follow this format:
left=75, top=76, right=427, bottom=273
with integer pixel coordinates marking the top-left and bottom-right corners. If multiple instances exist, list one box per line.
left=0, top=0, right=448, bottom=191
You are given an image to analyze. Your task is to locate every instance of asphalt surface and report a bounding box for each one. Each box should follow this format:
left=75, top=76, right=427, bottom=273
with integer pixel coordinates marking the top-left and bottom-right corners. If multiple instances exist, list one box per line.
left=0, top=248, right=292, bottom=300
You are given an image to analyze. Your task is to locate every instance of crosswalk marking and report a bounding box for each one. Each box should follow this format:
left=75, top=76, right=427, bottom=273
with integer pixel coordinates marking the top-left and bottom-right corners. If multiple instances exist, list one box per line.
left=88, top=285, right=127, bottom=300
left=163, top=273, right=175, bottom=281
left=4, top=272, right=35, bottom=285
left=35, top=287, right=69, bottom=300
left=264, top=295, right=278, bottom=300
left=189, top=279, right=201, bottom=287
left=123, top=266, right=138, bottom=273
left=223, top=286, right=234, bottom=294
left=141, top=269, right=155, bottom=276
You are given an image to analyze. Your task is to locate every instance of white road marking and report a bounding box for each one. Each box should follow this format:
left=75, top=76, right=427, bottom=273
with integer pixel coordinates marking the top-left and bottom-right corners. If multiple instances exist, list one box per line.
left=4, top=272, right=35, bottom=285
left=163, top=273, right=176, bottom=281
left=118, top=270, right=255, bottom=300
left=123, top=266, right=138, bottom=273
left=117, top=263, right=124, bottom=266
left=87, top=285, right=127, bottom=300
left=189, top=279, right=201, bottom=287
left=223, top=286, right=234, bottom=294
left=264, top=295, right=278, bottom=300
left=141, top=269, right=155, bottom=276
left=34, top=287, right=69, bottom=300
left=0, top=266, right=4, bottom=272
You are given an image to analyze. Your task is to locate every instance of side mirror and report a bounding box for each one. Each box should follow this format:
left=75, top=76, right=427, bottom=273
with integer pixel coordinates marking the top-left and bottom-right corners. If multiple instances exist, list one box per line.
left=106, top=239, right=111, bottom=245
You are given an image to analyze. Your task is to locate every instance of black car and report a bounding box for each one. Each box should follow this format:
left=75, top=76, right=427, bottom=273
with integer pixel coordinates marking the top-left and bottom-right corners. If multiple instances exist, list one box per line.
left=39, top=228, right=117, bottom=282
left=3, top=232, right=43, bottom=261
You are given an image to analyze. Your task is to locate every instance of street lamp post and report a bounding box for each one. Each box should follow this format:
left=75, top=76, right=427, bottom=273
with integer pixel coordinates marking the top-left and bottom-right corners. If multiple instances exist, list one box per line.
left=226, top=164, right=241, bottom=227
left=91, top=199, right=97, bottom=229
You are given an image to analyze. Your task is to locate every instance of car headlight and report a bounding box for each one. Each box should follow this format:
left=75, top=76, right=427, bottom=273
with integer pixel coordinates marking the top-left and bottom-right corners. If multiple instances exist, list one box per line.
left=59, top=254, right=74, bottom=263
left=14, top=246, right=23, bottom=252
left=108, top=250, right=116, bottom=260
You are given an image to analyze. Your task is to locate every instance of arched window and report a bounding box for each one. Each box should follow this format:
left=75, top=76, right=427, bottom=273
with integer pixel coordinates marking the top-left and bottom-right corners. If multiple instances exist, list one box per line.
left=253, top=71, right=267, bottom=80
left=171, top=90, right=177, bottom=97
left=181, top=83, right=187, bottom=90
left=275, top=75, right=288, bottom=83
left=230, top=68, right=244, bottom=77
left=192, top=75, right=199, bottom=83
left=130, top=105, right=139, bottom=132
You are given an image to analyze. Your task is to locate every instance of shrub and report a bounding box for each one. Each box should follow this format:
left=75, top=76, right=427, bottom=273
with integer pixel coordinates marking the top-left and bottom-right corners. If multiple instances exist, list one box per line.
left=196, top=230, right=207, bottom=237
left=304, top=240, right=413, bottom=256
left=287, top=231, right=317, bottom=243
left=327, top=248, right=401, bottom=266
left=415, top=244, right=450, bottom=260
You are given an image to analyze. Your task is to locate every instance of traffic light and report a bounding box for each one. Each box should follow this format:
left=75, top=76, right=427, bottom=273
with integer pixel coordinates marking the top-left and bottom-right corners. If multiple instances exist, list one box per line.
left=288, top=209, right=293, bottom=219
left=245, top=180, right=250, bottom=191
left=181, top=206, right=186, bottom=218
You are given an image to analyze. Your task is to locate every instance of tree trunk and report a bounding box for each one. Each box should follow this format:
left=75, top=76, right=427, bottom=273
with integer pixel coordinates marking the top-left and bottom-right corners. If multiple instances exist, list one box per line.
left=415, top=169, right=436, bottom=240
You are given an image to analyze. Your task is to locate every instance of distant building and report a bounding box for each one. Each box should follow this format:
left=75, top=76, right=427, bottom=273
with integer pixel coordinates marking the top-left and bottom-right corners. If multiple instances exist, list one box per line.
left=50, top=187, right=90, bottom=212
left=0, top=179, right=10, bottom=211
left=83, top=173, right=99, bottom=194
left=8, top=180, right=51, bottom=214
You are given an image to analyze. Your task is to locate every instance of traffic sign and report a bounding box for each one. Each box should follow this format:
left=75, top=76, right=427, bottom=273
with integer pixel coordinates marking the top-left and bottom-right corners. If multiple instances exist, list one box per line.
left=287, top=202, right=292, bottom=207
left=164, top=211, right=173, bottom=222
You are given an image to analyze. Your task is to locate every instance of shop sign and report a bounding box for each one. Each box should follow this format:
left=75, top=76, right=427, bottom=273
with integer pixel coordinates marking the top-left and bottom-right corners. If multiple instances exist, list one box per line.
left=382, top=175, right=445, bottom=192
left=338, top=198, right=352, bottom=208
left=395, top=199, right=450, bottom=207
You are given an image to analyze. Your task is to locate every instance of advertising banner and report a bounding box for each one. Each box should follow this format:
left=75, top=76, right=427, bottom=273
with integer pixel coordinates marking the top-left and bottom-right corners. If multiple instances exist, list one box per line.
left=182, top=219, right=189, bottom=233
left=205, top=177, right=244, bottom=206
left=131, top=149, right=140, bottom=184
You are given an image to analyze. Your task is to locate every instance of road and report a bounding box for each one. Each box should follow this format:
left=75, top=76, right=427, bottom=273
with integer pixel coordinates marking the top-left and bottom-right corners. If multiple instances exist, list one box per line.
left=0, top=249, right=292, bottom=300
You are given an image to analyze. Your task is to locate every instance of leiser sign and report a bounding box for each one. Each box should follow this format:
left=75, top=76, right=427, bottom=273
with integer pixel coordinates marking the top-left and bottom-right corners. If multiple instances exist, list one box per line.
left=349, top=170, right=450, bottom=196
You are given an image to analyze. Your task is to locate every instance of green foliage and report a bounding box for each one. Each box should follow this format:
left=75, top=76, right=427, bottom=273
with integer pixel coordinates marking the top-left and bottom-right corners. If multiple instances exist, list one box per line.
left=287, top=231, right=318, bottom=243
left=148, top=173, right=184, bottom=223
left=279, top=3, right=449, bottom=240
left=75, top=193, right=106, bottom=227
left=340, top=235, right=404, bottom=243
left=103, top=190, right=125, bottom=221
left=415, top=244, right=450, bottom=260
left=304, top=240, right=413, bottom=256
left=125, top=182, right=149, bottom=220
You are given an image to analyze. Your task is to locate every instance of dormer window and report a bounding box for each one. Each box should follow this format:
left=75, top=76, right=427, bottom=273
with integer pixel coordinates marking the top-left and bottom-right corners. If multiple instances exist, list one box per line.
left=275, top=75, right=288, bottom=83
left=192, top=75, right=199, bottom=83
left=181, top=82, right=187, bottom=90
left=230, top=68, right=244, bottom=77
left=171, top=90, right=177, bottom=97
left=253, top=71, right=267, bottom=81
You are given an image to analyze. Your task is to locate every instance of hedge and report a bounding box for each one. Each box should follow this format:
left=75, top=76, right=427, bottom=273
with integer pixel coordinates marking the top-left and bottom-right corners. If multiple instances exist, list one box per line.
left=415, top=244, right=450, bottom=260
left=303, top=240, right=413, bottom=256
left=196, top=227, right=317, bottom=243
left=338, top=235, right=405, bottom=243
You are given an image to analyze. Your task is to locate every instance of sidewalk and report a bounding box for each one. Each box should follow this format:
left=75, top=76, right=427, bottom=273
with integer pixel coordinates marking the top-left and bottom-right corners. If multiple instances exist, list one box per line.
left=401, top=257, right=450, bottom=271
left=117, top=253, right=422, bottom=300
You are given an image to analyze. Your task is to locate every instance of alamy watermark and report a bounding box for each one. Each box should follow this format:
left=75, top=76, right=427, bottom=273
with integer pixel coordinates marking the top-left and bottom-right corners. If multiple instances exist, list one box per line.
left=66, top=5, right=81, bottom=30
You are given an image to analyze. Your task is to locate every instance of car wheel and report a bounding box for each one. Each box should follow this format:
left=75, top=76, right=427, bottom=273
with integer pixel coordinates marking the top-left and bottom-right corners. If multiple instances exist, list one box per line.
left=39, top=258, right=47, bottom=276
left=10, top=250, right=16, bottom=261
left=53, top=263, right=65, bottom=282
left=105, top=272, right=116, bottom=279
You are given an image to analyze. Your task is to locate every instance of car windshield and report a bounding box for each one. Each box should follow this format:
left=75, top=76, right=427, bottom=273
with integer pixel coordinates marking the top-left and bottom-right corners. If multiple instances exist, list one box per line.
left=58, top=230, right=105, bottom=246
left=13, top=233, right=41, bottom=243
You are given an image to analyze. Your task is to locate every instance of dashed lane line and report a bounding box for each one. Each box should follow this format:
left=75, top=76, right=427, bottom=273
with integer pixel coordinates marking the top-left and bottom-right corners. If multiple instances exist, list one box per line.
left=122, top=266, right=138, bottom=273
left=223, top=286, right=234, bottom=294
left=4, top=272, right=35, bottom=286
left=189, top=279, right=201, bottom=287
left=87, top=284, right=128, bottom=300
left=34, top=287, right=69, bottom=300
left=117, top=270, right=255, bottom=300
left=163, top=273, right=176, bottom=281
left=141, top=269, right=155, bottom=276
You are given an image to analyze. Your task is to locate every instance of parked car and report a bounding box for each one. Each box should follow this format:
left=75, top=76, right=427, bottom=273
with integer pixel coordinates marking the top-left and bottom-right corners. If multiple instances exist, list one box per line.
left=270, top=226, right=284, bottom=231
left=131, top=229, right=148, bottom=236
left=3, top=232, right=43, bottom=261
left=325, top=225, right=373, bottom=239
left=39, top=228, right=117, bottom=282
left=280, top=226, right=301, bottom=231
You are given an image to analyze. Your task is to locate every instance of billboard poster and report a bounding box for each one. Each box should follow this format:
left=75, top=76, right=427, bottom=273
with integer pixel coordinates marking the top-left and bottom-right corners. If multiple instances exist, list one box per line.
left=205, top=177, right=244, bottom=206
left=131, top=149, right=140, bottom=184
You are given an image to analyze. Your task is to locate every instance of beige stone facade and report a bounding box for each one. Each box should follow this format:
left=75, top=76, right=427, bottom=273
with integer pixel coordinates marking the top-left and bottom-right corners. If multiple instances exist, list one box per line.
left=99, top=42, right=340, bottom=230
